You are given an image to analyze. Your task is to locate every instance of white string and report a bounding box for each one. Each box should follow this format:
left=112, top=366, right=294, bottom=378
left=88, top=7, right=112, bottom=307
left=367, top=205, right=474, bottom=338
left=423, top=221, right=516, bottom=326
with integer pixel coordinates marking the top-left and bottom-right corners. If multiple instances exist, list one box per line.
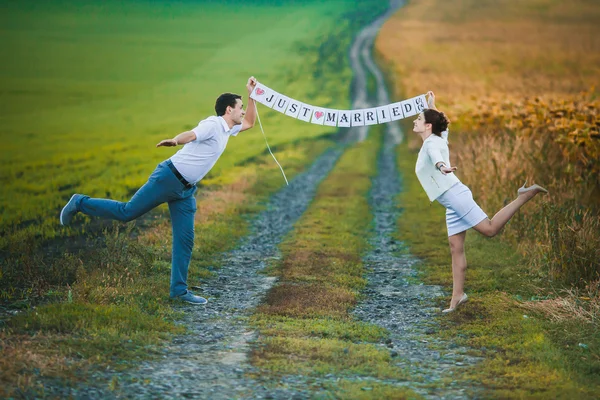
left=253, top=101, right=289, bottom=185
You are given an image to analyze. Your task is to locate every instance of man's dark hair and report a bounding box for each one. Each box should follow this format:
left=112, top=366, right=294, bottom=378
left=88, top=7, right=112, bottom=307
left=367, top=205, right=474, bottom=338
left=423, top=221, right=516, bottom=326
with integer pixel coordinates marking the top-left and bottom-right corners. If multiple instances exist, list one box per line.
left=215, top=93, right=242, bottom=116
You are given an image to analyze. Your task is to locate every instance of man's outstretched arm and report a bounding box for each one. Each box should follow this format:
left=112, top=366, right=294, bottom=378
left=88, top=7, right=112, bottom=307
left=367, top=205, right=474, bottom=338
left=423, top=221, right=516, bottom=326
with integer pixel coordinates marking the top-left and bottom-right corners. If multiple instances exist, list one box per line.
left=241, top=76, right=257, bottom=132
left=156, top=130, right=196, bottom=147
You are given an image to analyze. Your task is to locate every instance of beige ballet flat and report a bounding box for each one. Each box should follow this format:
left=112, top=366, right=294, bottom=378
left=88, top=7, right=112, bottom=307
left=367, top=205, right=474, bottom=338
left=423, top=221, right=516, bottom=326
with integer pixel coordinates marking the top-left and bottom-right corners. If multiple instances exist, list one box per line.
left=517, top=180, right=548, bottom=195
left=442, top=293, right=468, bottom=313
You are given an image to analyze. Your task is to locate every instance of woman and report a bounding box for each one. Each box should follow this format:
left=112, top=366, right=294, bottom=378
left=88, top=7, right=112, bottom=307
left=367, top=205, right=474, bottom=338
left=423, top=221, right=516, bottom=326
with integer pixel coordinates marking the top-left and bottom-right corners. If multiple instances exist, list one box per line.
left=414, top=91, right=547, bottom=312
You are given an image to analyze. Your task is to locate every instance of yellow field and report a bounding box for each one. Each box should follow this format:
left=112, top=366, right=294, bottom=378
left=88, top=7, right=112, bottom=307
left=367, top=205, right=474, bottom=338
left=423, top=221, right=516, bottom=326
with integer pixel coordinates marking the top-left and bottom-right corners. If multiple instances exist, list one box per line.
left=378, top=2, right=599, bottom=394
left=377, top=0, right=600, bottom=284
left=378, top=0, right=600, bottom=102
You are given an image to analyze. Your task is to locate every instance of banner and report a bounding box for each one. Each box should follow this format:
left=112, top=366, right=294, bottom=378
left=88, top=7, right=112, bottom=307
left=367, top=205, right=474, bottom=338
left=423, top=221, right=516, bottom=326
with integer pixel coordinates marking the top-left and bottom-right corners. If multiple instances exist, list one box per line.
left=250, top=81, right=428, bottom=127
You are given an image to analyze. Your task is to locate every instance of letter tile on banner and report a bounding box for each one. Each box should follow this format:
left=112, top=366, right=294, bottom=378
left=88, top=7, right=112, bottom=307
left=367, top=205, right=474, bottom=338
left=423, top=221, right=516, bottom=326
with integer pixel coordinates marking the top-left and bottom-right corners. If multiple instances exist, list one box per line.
left=285, top=99, right=303, bottom=118
left=351, top=109, right=365, bottom=126
left=338, top=111, right=351, bottom=127
left=388, top=102, right=404, bottom=121
left=401, top=98, right=418, bottom=118
left=364, top=108, right=378, bottom=126
left=376, top=105, right=391, bottom=123
left=273, top=95, right=291, bottom=113
left=250, top=83, right=273, bottom=107
left=298, top=104, right=314, bottom=122
left=414, top=94, right=428, bottom=113
left=311, top=108, right=326, bottom=125
left=263, top=91, right=280, bottom=109
left=324, top=109, right=339, bottom=127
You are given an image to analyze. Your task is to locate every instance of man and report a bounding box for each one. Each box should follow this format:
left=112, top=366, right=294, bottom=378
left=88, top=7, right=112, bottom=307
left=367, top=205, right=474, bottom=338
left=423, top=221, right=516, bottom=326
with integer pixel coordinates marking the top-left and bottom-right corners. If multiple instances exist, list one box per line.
left=60, top=76, right=258, bottom=305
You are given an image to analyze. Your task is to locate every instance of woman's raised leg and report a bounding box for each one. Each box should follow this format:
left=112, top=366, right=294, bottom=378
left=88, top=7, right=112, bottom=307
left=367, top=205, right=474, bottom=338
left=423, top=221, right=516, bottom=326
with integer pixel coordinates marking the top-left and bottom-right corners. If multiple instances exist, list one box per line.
left=472, top=187, right=545, bottom=238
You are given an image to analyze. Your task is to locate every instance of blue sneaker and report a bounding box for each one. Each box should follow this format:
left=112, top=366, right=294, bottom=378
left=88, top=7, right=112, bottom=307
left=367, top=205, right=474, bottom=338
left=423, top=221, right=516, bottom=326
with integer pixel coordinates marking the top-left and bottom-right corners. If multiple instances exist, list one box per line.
left=175, top=290, right=208, bottom=305
left=60, top=194, right=82, bottom=226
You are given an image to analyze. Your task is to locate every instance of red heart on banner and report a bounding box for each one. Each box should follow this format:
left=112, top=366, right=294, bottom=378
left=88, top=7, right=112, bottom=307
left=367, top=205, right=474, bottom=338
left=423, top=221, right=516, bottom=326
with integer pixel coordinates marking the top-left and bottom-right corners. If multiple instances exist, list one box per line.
left=315, top=111, right=324, bottom=119
left=255, top=88, right=265, bottom=96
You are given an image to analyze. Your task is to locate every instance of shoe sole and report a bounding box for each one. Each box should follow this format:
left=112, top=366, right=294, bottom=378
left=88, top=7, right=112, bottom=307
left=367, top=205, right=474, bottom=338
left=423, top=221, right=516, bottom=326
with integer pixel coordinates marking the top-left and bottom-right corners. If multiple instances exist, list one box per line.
left=518, top=186, right=548, bottom=195
left=178, top=297, right=208, bottom=305
left=60, top=194, right=78, bottom=226
left=182, top=300, right=208, bottom=305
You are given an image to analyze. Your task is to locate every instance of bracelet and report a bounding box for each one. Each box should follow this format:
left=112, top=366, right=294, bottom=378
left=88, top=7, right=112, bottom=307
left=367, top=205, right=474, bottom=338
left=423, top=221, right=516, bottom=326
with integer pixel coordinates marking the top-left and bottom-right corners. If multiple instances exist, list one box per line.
left=437, top=163, right=446, bottom=171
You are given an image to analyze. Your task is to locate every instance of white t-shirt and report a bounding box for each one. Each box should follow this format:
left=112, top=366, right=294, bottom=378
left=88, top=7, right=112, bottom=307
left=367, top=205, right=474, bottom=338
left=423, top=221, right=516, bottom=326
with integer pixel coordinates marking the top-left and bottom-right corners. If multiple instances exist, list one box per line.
left=170, top=116, right=241, bottom=184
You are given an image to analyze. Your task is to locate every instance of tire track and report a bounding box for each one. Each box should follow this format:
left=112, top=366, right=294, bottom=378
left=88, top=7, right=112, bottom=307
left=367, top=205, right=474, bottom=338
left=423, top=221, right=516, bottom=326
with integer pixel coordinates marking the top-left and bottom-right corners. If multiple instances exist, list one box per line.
left=349, top=0, right=405, bottom=143
left=350, top=1, right=483, bottom=395
left=352, top=127, right=481, bottom=399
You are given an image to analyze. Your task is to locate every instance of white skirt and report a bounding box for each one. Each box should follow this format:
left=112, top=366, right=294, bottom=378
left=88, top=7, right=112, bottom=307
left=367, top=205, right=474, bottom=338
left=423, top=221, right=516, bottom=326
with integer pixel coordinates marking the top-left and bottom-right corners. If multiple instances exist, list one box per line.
left=436, top=182, right=488, bottom=236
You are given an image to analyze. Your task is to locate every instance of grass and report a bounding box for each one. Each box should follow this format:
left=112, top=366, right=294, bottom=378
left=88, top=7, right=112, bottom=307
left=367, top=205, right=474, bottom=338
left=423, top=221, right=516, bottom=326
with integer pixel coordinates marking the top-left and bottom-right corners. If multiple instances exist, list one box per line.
left=0, top=138, right=333, bottom=398
left=393, top=139, right=600, bottom=398
left=0, top=0, right=391, bottom=396
left=0, top=0, right=377, bottom=247
left=250, top=128, right=419, bottom=398
left=322, top=380, right=423, bottom=399
left=1, top=0, right=387, bottom=298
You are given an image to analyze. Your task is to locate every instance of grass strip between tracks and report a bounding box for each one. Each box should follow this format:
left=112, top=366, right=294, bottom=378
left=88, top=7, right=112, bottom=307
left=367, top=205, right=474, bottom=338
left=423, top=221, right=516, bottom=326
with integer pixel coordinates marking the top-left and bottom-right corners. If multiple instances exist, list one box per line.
left=251, top=127, right=421, bottom=399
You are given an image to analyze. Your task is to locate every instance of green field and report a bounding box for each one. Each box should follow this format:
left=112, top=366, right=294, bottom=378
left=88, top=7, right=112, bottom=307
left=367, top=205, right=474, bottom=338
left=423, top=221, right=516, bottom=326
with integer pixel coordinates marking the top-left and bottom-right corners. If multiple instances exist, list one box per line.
left=0, top=1, right=391, bottom=394
left=0, top=0, right=382, bottom=247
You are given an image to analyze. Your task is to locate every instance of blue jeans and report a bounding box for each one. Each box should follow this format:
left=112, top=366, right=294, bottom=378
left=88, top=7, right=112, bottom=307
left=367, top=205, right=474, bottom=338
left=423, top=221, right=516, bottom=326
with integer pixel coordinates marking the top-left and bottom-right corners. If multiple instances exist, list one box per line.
left=77, top=161, right=197, bottom=297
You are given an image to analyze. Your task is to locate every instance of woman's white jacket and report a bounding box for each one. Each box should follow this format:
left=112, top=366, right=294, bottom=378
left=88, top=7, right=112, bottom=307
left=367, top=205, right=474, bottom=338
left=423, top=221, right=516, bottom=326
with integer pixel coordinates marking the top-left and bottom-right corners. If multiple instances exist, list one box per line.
left=415, top=134, right=460, bottom=202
